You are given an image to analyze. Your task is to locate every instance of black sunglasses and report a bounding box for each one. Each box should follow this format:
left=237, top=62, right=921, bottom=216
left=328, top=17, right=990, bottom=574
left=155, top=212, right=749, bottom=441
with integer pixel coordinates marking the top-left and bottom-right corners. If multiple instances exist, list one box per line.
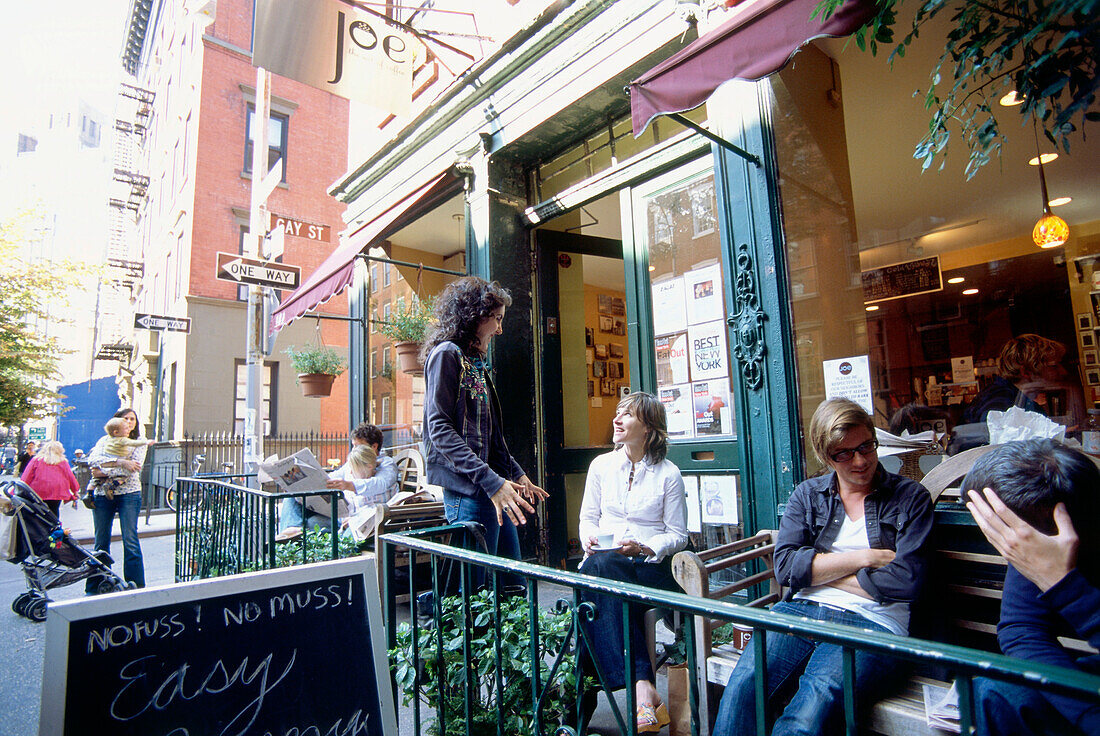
left=829, top=439, right=878, bottom=463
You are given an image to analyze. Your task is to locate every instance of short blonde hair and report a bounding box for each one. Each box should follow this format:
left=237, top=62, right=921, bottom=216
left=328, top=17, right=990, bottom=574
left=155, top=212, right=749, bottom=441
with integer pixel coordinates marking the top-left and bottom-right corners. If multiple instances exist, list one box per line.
left=105, top=417, right=130, bottom=437
left=998, top=334, right=1064, bottom=381
left=808, top=398, right=875, bottom=465
left=38, top=441, right=65, bottom=465
left=346, top=445, right=378, bottom=479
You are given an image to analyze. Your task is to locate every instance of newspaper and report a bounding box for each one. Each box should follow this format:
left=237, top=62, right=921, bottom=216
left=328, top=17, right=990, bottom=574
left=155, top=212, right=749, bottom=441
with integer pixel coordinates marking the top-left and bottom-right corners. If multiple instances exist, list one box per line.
left=876, top=428, right=939, bottom=457
left=345, top=489, right=440, bottom=543
left=256, top=449, right=345, bottom=517
left=921, top=681, right=960, bottom=733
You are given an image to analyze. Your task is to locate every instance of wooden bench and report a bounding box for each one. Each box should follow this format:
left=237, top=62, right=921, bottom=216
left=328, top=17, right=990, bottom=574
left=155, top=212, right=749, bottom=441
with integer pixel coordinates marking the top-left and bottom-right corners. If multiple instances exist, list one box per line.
left=671, top=446, right=1096, bottom=736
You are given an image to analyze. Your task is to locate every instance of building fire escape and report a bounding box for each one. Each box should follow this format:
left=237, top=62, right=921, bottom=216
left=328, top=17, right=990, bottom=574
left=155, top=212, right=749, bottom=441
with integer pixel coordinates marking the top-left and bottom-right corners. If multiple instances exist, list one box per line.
left=96, top=82, right=153, bottom=364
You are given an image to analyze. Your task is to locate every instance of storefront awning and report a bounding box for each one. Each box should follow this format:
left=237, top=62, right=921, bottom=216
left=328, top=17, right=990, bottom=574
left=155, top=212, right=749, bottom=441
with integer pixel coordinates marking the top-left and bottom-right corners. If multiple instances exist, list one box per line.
left=271, top=171, right=458, bottom=333
left=628, top=0, right=876, bottom=135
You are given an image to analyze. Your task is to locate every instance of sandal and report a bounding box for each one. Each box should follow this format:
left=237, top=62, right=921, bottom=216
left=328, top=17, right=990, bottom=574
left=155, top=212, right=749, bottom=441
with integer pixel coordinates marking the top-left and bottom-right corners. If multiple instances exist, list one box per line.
left=636, top=702, right=670, bottom=733
left=275, top=527, right=303, bottom=543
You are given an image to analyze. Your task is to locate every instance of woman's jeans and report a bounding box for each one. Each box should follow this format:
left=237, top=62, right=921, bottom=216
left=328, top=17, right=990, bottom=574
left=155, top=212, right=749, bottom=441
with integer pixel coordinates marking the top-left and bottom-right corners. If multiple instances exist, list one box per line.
left=712, top=600, right=902, bottom=736
left=578, top=551, right=677, bottom=691
left=85, top=491, right=145, bottom=591
left=443, top=489, right=520, bottom=588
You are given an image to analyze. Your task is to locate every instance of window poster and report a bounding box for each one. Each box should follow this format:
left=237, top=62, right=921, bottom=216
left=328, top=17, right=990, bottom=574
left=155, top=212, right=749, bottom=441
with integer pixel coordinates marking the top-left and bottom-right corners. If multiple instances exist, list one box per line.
left=687, top=320, right=729, bottom=381
left=692, top=378, right=732, bottom=436
left=683, top=475, right=702, bottom=533
left=684, top=263, right=724, bottom=325
left=659, top=383, right=693, bottom=437
left=822, top=355, right=873, bottom=414
left=655, top=333, right=690, bottom=386
left=651, top=276, right=687, bottom=336
left=700, top=474, right=738, bottom=525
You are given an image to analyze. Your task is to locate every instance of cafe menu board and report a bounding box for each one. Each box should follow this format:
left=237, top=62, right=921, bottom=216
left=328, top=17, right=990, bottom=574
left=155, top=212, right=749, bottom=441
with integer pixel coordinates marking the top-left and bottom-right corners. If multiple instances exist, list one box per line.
left=40, top=557, right=395, bottom=736
left=861, top=256, right=942, bottom=304
left=651, top=263, right=735, bottom=440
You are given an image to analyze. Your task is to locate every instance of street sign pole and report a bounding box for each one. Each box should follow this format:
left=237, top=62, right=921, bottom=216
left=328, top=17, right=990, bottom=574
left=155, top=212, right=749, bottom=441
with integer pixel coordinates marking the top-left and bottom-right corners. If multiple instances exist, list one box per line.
left=245, top=65, right=272, bottom=480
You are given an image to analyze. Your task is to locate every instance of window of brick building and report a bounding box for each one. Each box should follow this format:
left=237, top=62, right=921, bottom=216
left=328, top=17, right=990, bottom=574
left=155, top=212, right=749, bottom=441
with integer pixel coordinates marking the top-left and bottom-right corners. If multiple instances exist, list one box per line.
left=244, top=104, right=288, bottom=182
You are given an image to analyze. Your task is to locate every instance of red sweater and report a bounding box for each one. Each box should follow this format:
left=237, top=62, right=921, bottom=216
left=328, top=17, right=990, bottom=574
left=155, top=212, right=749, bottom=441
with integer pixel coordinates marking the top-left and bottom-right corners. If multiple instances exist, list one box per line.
left=21, top=458, right=80, bottom=501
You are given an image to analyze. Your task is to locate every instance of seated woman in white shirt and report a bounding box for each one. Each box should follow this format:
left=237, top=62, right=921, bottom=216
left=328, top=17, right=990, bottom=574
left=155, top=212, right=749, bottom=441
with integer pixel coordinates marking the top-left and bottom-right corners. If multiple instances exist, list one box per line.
left=577, top=392, right=688, bottom=734
left=277, top=445, right=390, bottom=541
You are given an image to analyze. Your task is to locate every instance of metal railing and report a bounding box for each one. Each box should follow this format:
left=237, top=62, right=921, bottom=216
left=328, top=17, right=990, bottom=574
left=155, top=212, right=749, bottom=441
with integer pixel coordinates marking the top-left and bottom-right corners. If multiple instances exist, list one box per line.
left=381, top=527, right=1100, bottom=736
left=172, top=475, right=351, bottom=582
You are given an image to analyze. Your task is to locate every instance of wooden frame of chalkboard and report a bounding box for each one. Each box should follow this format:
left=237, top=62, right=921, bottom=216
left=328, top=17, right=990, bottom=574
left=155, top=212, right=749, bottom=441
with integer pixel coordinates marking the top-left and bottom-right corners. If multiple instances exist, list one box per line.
left=861, top=255, right=943, bottom=304
left=40, top=556, right=396, bottom=736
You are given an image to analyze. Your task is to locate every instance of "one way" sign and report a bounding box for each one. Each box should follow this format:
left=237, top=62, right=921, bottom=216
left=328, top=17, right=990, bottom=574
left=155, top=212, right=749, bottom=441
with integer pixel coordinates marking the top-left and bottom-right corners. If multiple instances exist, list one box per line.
left=216, top=252, right=301, bottom=289
left=133, top=313, right=192, bottom=333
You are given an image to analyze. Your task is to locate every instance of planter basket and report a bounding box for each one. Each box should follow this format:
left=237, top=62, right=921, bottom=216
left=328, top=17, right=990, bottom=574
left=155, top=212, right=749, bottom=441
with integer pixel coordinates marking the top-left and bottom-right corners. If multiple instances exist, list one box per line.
left=394, top=341, right=424, bottom=376
left=298, top=372, right=336, bottom=398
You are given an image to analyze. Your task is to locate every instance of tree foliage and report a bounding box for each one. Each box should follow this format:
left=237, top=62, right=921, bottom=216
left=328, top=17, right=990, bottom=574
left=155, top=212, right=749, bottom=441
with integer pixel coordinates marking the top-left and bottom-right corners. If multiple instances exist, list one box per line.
left=0, top=210, right=94, bottom=426
left=817, top=0, right=1100, bottom=178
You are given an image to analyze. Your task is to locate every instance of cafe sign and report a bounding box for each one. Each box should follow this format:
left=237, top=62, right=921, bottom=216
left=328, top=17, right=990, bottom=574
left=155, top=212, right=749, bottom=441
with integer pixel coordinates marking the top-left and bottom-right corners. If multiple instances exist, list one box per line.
left=862, top=255, right=943, bottom=304
left=253, top=0, right=422, bottom=114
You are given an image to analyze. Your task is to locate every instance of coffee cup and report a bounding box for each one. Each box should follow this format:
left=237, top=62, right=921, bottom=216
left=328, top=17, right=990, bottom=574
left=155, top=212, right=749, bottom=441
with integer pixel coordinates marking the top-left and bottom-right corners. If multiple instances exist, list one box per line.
left=595, top=533, right=615, bottom=548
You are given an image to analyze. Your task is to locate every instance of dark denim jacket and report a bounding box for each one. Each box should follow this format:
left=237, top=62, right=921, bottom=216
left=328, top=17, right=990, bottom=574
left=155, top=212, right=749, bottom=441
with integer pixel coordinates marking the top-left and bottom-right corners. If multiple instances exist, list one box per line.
left=774, top=466, right=933, bottom=604
left=422, top=341, right=524, bottom=498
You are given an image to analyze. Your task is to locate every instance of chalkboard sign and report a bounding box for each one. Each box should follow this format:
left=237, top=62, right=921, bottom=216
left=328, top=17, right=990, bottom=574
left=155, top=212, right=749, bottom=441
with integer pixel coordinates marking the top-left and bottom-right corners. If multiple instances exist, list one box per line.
left=862, top=256, right=942, bottom=304
left=40, top=557, right=396, bottom=736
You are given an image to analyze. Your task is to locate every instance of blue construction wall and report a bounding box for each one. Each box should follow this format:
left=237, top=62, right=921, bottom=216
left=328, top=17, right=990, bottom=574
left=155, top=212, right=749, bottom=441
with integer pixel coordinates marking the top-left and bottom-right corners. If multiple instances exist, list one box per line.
left=56, top=377, right=120, bottom=455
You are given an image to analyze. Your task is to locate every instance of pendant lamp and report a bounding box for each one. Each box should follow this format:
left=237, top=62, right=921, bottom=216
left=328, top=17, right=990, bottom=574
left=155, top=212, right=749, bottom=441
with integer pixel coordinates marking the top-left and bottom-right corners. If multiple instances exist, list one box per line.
left=1032, top=127, right=1069, bottom=249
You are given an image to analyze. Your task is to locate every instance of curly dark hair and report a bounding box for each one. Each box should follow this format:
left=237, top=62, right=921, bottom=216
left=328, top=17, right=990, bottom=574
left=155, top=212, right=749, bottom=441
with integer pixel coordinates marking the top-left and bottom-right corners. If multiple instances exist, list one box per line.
left=419, top=277, right=512, bottom=362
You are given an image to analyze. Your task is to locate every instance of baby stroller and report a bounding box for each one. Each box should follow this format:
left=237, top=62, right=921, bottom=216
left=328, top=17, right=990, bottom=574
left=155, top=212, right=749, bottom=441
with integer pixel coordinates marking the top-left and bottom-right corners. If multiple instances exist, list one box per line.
left=1, top=479, right=133, bottom=622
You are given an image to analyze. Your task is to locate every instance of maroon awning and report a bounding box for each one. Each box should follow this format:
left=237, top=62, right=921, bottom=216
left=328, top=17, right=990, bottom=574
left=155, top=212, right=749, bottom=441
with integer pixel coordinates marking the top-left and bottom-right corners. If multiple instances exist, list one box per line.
left=629, top=0, right=876, bottom=135
left=271, top=170, right=458, bottom=333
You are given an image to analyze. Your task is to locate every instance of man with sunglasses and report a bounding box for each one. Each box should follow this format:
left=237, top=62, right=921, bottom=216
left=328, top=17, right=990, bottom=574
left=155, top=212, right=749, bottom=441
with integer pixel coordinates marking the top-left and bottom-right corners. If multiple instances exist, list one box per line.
left=713, top=398, right=934, bottom=736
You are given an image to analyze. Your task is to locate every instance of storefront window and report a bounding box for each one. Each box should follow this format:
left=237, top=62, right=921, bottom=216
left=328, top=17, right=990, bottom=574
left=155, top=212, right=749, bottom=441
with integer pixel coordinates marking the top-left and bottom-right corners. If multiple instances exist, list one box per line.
left=633, top=158, right=736, bottom=441
left=767, top=40, right=1096, bottom=480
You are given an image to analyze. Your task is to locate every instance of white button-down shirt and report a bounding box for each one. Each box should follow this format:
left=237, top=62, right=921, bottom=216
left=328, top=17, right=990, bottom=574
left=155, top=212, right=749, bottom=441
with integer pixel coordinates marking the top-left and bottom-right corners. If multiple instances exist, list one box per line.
left=578, top=447, right=688, bottom=562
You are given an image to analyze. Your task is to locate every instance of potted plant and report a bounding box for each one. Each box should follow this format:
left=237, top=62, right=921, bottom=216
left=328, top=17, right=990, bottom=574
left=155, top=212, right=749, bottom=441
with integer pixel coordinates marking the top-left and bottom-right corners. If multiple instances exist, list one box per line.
left=377, top=298, right=434, bottom=375
left=284, top=345, right=347, bottom=397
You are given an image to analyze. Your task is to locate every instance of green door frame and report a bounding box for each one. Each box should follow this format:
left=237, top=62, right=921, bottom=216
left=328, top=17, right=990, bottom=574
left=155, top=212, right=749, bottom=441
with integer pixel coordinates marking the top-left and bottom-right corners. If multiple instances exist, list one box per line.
left=710, top=85, right=805, bottom=536
left=535, top=228, right=625, bottom=568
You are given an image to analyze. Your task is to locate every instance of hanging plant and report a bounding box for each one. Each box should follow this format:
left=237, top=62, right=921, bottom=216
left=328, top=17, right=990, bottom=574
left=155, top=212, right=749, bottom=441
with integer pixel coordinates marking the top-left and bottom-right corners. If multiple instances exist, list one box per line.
left=284, top=345, right=347, bottom=397
left=377, top=298, right=435, bottom=375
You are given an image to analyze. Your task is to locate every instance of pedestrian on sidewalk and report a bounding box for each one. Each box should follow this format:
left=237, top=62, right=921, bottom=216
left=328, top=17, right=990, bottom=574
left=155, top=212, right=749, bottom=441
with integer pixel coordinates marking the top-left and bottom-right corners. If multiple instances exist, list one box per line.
left=16, top=440, right=37, bottom=476
left=20, top=440, right=80, bottom=520
left=84, top=408, right=147, bottom=592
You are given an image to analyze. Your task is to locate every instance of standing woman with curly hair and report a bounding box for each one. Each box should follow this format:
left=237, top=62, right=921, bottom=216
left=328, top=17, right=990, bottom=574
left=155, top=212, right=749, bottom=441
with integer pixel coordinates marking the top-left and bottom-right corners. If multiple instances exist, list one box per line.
left=421, top=276, right=548, bottom=567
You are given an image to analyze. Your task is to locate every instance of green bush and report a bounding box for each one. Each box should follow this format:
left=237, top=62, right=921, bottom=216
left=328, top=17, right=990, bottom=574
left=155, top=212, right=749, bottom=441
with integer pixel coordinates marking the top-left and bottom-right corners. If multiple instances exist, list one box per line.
left=284, top=345, right=347, bottom=376
left=391, top=590, right=585, bottom=736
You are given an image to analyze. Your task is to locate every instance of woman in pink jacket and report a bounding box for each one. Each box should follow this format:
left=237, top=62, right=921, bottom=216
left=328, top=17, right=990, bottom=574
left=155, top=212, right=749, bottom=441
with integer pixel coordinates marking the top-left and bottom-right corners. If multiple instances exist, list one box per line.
left=21, top=440, right=80, bottom=519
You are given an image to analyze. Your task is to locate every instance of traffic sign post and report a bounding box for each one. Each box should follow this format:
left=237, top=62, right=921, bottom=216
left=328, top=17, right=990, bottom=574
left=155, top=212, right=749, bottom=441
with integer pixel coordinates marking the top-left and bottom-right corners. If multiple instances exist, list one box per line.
left=216, top=252, right=301, bottom=289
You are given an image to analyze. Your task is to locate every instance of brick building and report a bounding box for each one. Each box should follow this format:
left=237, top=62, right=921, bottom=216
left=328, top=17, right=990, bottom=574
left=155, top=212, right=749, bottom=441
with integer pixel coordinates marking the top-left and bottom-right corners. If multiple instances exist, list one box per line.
left=108, top=0, right=350, bottom=439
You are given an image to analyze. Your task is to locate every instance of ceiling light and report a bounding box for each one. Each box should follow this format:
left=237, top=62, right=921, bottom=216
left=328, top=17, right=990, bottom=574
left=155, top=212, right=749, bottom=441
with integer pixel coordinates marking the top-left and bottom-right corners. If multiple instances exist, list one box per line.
left=648, top=265, right=656, bottom=272
left=865, top=305, right=879, bottom=312
left=947, top=277, right=965, bottom=284
left=1031, top=128, right=1069, bottom=249
left=999, top=90, right=1023, bottom=107
left=962, top=288, right=979, bottom=295
left=1028, top=153, right=1058, bottom=166
left=1048, top=197, right=1072, bottom=207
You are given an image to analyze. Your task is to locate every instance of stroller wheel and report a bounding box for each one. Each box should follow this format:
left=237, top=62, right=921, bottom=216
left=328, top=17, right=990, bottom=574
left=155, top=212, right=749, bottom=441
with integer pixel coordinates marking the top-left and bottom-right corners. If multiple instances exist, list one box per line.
left=25, top=596, right=48, bottom=622
left=12, top=592, right=32, bottom=616
left=97, top=577, right=126, bottom=595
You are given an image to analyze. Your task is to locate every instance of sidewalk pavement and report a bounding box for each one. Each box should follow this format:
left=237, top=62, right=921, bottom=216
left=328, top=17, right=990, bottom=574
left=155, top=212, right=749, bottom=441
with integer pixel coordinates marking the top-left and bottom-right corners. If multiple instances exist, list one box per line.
left=60, top=498, right=176, bottom=545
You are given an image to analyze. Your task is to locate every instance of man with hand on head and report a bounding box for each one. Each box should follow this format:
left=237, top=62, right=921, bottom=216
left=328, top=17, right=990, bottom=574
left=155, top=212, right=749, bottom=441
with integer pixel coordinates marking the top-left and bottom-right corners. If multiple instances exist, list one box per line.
left=964, top=439, right=1100, bottom=736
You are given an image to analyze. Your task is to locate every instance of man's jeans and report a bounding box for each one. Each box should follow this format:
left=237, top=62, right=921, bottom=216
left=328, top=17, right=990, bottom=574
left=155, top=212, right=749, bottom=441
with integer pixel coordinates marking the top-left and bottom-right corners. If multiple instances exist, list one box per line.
left=974, top=677, right=1087, bottom=735
left=86, top=491, right=145, bottom=591
left=712, top=600, right=902, bottom=736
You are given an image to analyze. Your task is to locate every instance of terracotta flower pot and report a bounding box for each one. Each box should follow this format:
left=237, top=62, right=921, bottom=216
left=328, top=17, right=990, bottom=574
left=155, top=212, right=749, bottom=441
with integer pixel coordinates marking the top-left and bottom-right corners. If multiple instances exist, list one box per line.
left=298, top=372, right=336, bottom=398
left=393, top=341, right=424, bottom=376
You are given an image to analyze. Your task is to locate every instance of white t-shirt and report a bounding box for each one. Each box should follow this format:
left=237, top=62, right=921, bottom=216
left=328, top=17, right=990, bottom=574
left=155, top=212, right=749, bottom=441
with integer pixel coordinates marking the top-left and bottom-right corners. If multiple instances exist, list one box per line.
left=793, top=513, right=910, bottom=635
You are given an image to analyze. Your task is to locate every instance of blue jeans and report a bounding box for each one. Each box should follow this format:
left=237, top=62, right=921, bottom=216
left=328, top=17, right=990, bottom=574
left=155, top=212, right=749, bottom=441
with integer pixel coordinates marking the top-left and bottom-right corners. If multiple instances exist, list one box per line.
left=86, top=492, right=144, bottom=591
left=278, top=498, right=338, bottom=533
left=578, top=551, right=676, bottom=691
left=974, top=677, right=1086, bottom=735
left=713, top=600, right=903, bottom=736
left=443, top=489, right=521, bottom=588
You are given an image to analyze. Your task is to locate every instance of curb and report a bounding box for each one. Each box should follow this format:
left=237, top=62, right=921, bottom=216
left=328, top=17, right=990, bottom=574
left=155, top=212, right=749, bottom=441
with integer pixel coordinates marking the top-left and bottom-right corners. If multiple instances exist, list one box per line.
left=73, top=527, right=176, bottom=546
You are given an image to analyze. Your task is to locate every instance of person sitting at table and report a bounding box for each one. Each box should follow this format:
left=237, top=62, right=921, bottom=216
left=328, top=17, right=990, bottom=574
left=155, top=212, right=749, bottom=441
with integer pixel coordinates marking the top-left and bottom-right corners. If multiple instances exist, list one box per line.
left=577, top=391, right=687, bottom=733
left=712, top=398, right=934, bottom=736
left=964, top=439, right=1100, bottom=735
